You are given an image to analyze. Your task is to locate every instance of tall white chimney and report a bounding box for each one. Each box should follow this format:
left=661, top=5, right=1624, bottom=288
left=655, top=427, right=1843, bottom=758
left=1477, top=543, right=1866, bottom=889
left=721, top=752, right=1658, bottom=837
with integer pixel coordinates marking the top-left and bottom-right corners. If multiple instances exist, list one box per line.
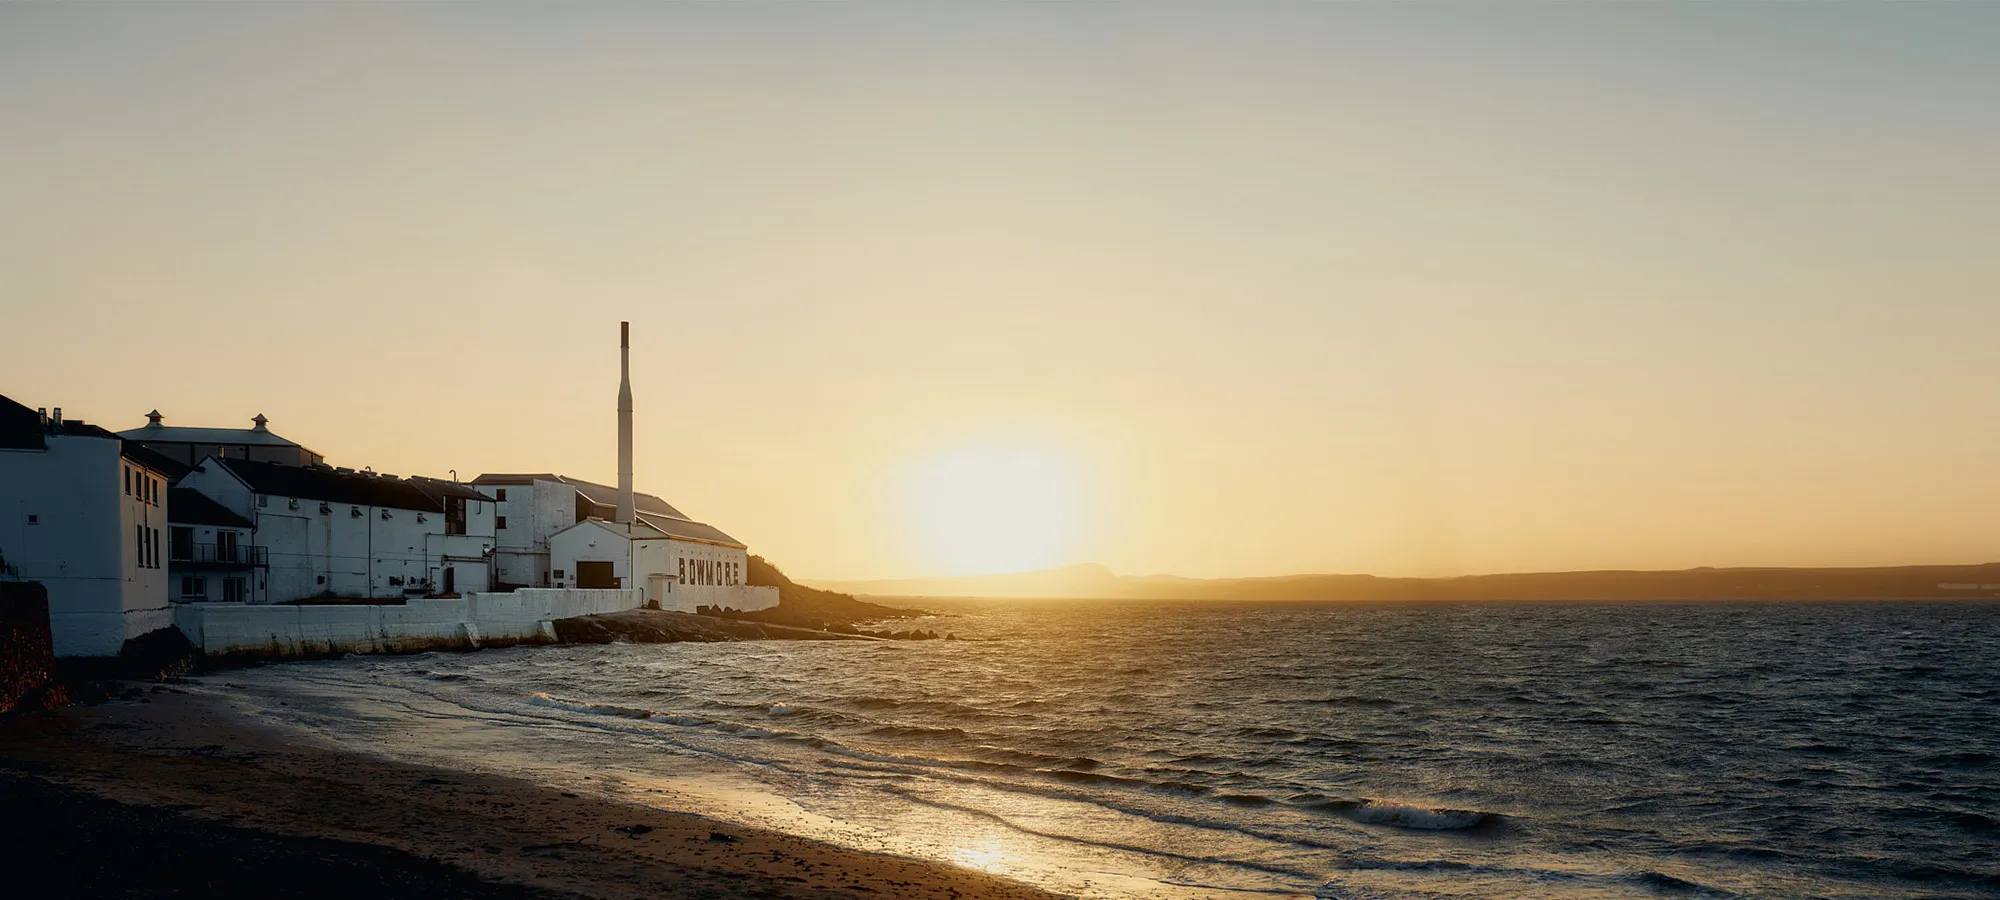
left=616, top=321, right=635, bottom=525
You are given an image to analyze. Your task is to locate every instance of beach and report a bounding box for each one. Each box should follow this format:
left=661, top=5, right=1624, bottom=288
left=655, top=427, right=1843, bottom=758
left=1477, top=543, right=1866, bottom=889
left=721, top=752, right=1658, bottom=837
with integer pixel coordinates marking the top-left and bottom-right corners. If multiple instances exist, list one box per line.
left=0, top=687, right=1063, bottom=900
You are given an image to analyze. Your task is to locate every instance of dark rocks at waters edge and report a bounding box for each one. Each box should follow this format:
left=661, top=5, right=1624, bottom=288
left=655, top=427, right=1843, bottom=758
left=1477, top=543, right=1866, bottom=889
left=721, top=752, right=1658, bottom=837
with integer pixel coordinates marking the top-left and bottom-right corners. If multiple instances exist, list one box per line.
left=550, top=610, right=878, bottom=645
left=0, top=775, right=555, bottom=899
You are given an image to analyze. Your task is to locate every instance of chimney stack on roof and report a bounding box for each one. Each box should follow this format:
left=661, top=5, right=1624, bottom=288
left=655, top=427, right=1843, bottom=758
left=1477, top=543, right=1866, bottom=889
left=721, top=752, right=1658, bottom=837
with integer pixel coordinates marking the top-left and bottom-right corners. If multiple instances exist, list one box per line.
left=145, top=410, right=164, bottom=428
left=252, top=413, right=269, bottom=432
left=616, top=321, right=635, bottom=525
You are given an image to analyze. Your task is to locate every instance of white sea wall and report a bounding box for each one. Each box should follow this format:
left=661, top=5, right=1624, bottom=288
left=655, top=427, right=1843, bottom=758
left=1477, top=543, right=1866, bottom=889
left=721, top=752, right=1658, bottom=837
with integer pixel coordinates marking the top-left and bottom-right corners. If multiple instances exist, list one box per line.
left=173, top=588, right=643, bottom=658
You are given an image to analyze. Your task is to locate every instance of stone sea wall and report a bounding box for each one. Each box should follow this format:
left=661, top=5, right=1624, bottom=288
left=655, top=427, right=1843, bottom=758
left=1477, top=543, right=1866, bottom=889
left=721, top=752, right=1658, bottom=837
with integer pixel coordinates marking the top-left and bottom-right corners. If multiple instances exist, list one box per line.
left=173, top=588, right=645, bottom=660
left=0, top=582, right=56, bottom=713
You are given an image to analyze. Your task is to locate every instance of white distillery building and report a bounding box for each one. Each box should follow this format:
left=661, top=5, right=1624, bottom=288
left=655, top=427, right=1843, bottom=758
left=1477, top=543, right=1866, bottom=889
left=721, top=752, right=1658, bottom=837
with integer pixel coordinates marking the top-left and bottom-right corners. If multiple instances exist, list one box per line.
left=0, top=394, right=177, bottom=657
left=481, top=322, right=775, bottom=613
left=165, top=487, right=261, bottom=604
left=119, top=410, right=325, bottom=468
left=176, top=457, right=497, bottom=602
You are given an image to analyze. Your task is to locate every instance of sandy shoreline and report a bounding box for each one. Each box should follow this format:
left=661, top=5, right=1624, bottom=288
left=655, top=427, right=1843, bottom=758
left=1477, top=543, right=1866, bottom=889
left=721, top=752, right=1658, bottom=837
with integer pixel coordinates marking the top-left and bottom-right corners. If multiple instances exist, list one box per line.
left=0, top=687, right=1067, bottom=900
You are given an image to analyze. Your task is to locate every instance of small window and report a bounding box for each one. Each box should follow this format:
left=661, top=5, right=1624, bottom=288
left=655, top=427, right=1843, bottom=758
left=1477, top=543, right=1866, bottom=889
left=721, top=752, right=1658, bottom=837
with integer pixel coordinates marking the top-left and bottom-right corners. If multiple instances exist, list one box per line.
left=316, top=575, right=326, bottom=585
left=180, top=576, right=206, bottom=599
left=26, top=514, right=37, bottom=525
left=496, top=489, right=507, bottom=501
left=496, top=516, right=508, bottom=530
left=553, top=569, right=565, bottom=579
left=125, top=467, right=131, bottom=495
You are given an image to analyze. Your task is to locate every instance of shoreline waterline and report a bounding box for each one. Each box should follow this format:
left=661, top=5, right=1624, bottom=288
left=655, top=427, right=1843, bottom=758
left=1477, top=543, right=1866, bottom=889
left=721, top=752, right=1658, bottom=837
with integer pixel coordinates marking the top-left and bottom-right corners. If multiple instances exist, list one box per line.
left=0, top=688, right=1080, bottom=900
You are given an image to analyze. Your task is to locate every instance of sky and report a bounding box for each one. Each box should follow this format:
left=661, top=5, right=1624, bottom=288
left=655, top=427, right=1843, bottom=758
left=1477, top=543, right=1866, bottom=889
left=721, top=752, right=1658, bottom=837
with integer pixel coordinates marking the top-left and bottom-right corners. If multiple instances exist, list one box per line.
left=4, top=4, right=1998, bottom=581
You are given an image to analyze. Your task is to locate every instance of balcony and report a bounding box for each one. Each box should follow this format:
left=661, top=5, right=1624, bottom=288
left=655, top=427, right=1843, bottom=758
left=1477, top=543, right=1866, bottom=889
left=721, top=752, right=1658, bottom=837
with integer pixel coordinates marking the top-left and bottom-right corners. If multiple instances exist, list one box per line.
left=169, top=542, right=269, bottom=568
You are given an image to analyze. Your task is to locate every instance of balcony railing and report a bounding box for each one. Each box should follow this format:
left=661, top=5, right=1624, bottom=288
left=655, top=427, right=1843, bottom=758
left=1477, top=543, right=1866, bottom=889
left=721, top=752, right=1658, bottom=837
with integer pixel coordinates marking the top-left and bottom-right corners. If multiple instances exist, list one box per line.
left=169, top=542, right=268, bottom=567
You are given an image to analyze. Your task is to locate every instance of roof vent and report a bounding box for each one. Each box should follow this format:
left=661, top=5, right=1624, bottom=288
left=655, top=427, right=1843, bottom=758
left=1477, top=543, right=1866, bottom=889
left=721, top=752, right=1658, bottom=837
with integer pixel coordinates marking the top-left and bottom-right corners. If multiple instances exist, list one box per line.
left=251, top=413, right=269, bottom=432
left=145, top=410, right=164, bottom=428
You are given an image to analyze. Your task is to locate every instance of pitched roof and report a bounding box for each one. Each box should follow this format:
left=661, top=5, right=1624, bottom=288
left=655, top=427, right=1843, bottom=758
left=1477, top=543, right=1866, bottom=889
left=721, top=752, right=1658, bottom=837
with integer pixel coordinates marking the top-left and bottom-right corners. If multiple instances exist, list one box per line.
left=472, top=473, right=686, bottom=519
left=168, top=487, right=254, bottom=529
left=117, top=424, right=305, bottom=447
left=0, top=394, right=45, bottom=451
left=214, top=458, right=486, bottom=512
left=121, top=443, right=191, bottom=480
left=407, top=476, right=498, bottom=504
left=472, top=472, right=740, bottom=547
left=634, top=512, right=744, bottom=548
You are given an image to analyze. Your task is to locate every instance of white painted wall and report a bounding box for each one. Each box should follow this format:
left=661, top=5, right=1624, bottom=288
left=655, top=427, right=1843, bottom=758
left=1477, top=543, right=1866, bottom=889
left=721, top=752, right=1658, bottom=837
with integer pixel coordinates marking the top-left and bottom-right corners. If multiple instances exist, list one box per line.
left=549, top=520, right=771, bottom=612
left=166, top=522, right=255, bottom=603
left=0, top=433, right=171, bottom=656
left=176, top=460, right=496, bottom=603
left=548, top=519, right=632, bottom=589
left=173, top=588, right=644, bottom=658
left=488, top=480, right=571, bottom=588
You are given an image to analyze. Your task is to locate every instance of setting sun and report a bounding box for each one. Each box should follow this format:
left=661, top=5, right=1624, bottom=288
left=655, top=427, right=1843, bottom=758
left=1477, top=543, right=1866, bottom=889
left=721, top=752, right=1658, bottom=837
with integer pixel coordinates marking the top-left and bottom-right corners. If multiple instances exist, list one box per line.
left=904, top=447, right=1080, bottom=576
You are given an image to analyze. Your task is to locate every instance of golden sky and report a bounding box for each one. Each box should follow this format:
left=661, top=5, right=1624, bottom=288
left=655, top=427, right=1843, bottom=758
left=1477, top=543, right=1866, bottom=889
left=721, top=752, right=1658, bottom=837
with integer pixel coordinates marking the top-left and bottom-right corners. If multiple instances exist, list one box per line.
left=4, top=5, right=1997, bottom=580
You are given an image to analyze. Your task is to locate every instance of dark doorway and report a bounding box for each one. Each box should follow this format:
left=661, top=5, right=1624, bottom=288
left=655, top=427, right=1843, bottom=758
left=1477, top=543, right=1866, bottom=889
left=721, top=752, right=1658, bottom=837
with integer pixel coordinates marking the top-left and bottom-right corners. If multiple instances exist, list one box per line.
left=576, top=560, right=618, bottom=589
left=442, top=566, right=456, bottom=595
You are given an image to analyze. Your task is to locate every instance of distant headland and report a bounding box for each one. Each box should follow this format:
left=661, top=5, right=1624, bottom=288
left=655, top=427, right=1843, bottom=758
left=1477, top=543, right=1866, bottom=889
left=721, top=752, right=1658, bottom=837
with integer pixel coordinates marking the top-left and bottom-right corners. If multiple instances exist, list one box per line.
left=805, top=562, right=2000, bottom=602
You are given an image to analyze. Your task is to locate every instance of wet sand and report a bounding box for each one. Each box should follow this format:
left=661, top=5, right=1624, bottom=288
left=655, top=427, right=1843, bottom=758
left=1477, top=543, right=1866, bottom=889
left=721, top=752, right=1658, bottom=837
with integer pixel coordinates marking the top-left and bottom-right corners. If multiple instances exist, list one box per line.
left=0, top=687, right=1066, bottom=900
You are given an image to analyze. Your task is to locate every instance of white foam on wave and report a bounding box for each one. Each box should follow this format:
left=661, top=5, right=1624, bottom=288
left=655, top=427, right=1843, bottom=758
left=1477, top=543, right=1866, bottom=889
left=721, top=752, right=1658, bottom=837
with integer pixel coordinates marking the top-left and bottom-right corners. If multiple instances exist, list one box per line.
left=528, top=691, right=656, bottom=720
left=1340, top=801, right=1494, bottom=831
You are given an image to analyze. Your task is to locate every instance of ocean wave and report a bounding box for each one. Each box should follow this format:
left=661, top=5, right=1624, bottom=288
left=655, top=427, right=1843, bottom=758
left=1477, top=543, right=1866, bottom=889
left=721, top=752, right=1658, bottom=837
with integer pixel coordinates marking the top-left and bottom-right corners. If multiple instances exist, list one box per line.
left=528, top=692, right=657, bottom=720
left=1311, top=799, right=1504, bottom=831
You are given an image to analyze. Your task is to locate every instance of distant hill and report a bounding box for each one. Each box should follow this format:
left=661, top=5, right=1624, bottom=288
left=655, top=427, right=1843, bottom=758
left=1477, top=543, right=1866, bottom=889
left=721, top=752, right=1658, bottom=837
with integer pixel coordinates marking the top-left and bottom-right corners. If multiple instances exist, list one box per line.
left=739, top=555, right=924, bottom=628
left=802, top=562, right=2000, bottom=602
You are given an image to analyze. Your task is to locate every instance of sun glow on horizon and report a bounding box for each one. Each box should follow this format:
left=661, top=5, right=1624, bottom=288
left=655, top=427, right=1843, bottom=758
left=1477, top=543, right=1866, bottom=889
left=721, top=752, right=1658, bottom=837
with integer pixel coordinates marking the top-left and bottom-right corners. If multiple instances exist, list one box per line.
left=905, top=446, right=1081, bottom=577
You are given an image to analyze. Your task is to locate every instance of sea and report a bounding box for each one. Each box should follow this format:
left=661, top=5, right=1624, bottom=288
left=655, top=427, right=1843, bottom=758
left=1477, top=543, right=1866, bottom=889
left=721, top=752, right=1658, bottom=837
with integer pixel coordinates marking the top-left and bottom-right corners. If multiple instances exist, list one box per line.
left=203, top=599, right=2000, bottom=899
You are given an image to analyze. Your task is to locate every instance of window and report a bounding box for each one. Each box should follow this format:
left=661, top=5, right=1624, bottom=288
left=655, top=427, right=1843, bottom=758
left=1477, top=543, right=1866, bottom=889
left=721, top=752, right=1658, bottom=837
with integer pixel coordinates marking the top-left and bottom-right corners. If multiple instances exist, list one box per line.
left=553, top=569, right=565, bottom=580
left=223, top=577, right=248, bottom=603
left=26, top=514, right=37, bottom=525
left=445, top=496, right=466, bottom=535
left=180, top=576, right=205, bottom=599
left=258, top=493, right=269, bottom=508
left=136, top=525, right=144, bottom=566
left=495, top=489, right=507, bottom=501
left=150, top=528, right=159, bottom=568
left=125, top=467, right=131, bottom=495
left=171, top=527, right=193, bottom=561
left=496, top=516, right=508, bottom=530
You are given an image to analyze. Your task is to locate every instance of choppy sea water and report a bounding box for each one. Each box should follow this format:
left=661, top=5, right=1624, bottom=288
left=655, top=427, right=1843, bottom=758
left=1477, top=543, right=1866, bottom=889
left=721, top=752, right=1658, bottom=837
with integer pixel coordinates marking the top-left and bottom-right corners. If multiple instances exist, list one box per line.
left=206, top=600, right=2000, bottom=899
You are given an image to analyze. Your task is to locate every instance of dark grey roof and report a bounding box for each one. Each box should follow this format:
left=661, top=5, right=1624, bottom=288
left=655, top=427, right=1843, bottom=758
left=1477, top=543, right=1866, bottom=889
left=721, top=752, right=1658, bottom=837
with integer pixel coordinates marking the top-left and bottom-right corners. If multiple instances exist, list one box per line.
left=634, top=512, right=744, bottom=548
left=168, top=487, right=253, bottom=529
left=472, top=473, right=687, bottom=519
left=470, top=473, right=559, bottom=486
left=406, top=476, right=498, bottom=504
left=0, top=396, right=132, bottom=450
left=121, top=443, right=191, bottom=480
left=117, top=424, right=304, bottom=447
left=472, top=472, right=740, bottom=548
left=216, top=458, right=450, bottom=512
left=0, top=394, right=45, bottom=451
